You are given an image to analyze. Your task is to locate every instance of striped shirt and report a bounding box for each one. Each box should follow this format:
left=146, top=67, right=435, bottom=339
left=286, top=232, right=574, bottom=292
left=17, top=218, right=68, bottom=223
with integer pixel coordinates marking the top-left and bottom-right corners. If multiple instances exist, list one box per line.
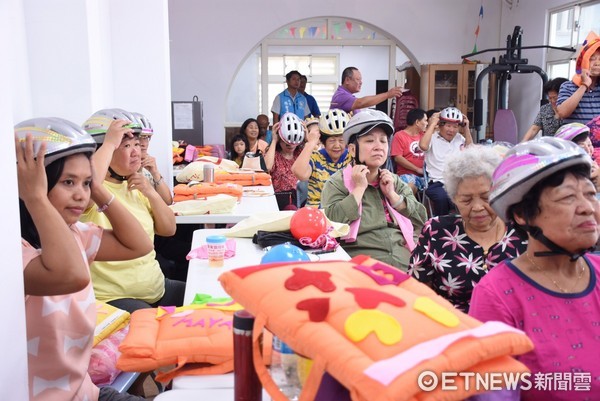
left=557, top=80, right=600, bottom=124
left=306, top=148, right=352, bottom=207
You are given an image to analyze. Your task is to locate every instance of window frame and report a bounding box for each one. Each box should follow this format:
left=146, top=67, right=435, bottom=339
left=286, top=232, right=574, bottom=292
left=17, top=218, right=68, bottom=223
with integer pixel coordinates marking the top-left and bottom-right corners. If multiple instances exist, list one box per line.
left=546, top=1, right=600, bottom=79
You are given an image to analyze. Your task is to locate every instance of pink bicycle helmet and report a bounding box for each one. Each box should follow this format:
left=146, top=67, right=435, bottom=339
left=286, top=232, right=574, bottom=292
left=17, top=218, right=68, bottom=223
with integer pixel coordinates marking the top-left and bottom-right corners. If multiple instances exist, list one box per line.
left=439, top=107, right=463, bottom=124
left=490, top=136, right=592, bottom=222
left=82, top=108, right=142, bottom=144
left=15, top=117, right=97, bottom=166
left=319, top=109, right=350, bottom=136
left=554, top=122, right=590, bottom=142
left=279, top=113, right=304, bottom=145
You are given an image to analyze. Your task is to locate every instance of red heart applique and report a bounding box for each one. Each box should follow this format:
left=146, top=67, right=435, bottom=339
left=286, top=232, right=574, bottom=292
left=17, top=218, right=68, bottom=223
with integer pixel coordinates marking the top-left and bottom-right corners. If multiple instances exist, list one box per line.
left=296, top=298, right=330, bottom=322
left=285, top=268, right=336, bottom=292
left=346, top=288, right=406, bottom=309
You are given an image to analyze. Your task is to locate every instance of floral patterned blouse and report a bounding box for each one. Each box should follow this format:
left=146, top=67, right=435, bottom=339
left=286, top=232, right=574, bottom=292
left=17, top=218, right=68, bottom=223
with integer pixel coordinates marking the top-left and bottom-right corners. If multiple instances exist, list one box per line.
left=271, top=147, right=303, bottom=192
left=408, top=215, right=528, bottom=312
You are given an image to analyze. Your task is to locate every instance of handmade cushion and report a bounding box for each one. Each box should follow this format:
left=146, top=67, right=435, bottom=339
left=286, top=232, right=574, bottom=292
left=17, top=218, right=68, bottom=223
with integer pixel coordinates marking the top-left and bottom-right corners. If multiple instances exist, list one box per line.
left=219, top=255, right=534, bottom=401
left=94, top=301, right=130, bottom=346
left=170, top=194, right=238, bottom=216
left=214, top=171, right=272, bottom=186
left=175, top=157, right=240, bottom=183
left=117, top=302, right=241, bottom=383
left=172, top=183, right=243, bottom=202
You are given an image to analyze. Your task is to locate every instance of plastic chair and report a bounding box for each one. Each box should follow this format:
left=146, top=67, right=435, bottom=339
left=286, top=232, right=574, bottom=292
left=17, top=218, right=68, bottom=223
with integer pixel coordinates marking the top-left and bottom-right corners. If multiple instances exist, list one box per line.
left=419, top=162, right=435, bottom=218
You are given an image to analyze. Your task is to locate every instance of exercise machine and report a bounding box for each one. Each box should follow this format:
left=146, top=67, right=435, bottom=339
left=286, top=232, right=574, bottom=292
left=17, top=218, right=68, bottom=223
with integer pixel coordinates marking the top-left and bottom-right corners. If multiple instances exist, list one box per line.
left=461, top=26, right=575, bottom=141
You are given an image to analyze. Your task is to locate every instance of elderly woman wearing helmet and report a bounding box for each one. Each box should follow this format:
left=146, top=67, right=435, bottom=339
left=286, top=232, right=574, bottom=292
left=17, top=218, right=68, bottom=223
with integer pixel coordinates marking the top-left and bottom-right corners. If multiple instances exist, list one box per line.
left=81, top=108, right=185, bottom=313
left=131, top=111, right=173, bottom=205
left=292, top=108, right=353, bottom=207
left=419, top=106, right=473, bottom=216
left=469, top=137, right=600, bottom=400
left=555, top=122, right=600, bottom=193
left=321, top=109, right=427, bottom=270
left=408, top=145, right=528, bottom=312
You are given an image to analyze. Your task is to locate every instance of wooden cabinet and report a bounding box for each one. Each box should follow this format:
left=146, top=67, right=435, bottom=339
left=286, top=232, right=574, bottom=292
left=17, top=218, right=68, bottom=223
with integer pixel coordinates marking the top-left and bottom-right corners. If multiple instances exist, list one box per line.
left=421, top=63, right=495, bottom=140
left=421, top=64, right=476, bottom=121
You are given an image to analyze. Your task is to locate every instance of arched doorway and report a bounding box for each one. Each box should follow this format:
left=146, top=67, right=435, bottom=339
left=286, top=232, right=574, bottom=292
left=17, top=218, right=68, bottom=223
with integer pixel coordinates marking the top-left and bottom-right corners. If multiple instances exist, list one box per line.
left=225, top=17, right=419, bottom=130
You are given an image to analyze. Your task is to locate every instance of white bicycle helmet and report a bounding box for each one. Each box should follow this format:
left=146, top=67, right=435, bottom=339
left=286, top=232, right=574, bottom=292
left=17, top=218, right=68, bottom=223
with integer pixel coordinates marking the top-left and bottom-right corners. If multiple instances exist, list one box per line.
left=554, top=122, right=590, bottom=143
left=15, top=117, right=97, bottom=166
left=132, top=112, right=153, bottom=136
left=490, top=136, right=592, bottom=223
left=305, top=117, right=319, bottom=129
left=82, top=108, right=142, bottom=144
left=279, top=113, right=305, bottom=145
left=342, top=109, right=394, bottom=144
left=319, top=109, right=350, bottom=136
left=439, top=107, right=463, bottom=124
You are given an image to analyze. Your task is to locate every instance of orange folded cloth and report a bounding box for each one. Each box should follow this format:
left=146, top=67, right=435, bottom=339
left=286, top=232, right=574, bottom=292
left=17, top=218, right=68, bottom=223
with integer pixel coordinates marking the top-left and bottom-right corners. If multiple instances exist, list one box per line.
left=173, top=183, right=243, bottom=202
left=214, top=171, right=272, bottom=186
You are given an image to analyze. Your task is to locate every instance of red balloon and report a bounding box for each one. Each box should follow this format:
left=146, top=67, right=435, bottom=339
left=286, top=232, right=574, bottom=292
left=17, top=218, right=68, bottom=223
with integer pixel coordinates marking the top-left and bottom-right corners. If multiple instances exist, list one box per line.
left=290, top=207, right=328, bottom=241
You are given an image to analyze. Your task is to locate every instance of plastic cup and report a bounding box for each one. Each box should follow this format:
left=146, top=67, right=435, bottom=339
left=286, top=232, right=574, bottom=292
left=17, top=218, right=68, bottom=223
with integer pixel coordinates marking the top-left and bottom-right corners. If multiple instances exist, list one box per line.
left=206, top=235, right=227, bottom=267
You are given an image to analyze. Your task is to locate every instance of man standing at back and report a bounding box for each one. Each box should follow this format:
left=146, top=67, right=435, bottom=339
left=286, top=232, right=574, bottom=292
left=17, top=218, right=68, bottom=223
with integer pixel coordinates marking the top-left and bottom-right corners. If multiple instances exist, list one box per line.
left=331, top=66, right=405, bottom=113
left=299, top=74, right=321, bottom=118
left=271, top=70, right=311, bottom=123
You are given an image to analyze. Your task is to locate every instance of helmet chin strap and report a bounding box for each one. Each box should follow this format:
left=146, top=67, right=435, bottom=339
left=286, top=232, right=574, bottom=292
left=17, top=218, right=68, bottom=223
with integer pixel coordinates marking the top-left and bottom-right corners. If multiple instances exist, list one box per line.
left=524, top=224, right=592, bottom=261
left=108, top=166, right=128, bottom=182
left=353, top=142, right=362, bottom=165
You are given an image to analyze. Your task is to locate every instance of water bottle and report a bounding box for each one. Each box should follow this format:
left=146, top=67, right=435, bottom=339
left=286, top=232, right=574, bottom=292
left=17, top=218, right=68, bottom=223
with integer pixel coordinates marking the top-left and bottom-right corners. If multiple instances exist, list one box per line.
left=270, top=335, right=301, bottom=400
left=233, top=310, right=262, bottom=401
left=203, top=163, right=215, bottom=182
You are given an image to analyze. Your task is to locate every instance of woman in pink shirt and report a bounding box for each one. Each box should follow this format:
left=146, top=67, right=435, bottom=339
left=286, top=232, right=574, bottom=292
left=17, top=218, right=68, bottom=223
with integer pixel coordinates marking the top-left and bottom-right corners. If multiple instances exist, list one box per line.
left=470, top=137, right=600, bottom=400
left=16, top=118, right=152, bottom=401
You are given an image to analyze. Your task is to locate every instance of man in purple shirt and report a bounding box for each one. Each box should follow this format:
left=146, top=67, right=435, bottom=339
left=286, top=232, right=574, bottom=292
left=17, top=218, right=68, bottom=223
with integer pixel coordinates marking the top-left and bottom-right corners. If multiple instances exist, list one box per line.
left=330, top=66, right=405, bottom=113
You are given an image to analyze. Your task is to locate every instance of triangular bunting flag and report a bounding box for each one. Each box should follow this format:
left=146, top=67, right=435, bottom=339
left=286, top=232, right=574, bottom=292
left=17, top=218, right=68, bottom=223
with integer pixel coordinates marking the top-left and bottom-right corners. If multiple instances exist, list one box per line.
left=299, top=26, right=306, bottom=39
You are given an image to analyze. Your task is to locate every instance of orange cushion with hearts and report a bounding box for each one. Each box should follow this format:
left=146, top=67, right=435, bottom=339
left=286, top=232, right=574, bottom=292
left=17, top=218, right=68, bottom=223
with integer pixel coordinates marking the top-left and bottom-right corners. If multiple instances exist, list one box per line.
left=219, top=255, right=534, bottom=401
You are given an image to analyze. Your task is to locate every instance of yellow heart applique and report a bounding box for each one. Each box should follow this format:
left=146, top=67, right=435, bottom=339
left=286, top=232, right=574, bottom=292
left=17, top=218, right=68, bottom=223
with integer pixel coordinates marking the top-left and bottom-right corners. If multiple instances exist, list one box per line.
left=344, top=309, right=402, bottom=345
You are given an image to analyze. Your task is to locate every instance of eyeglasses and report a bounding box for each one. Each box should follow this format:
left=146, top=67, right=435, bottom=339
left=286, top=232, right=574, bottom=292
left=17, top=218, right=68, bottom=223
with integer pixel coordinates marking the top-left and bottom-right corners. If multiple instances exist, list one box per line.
left=139, top=136, right=152, bottom=142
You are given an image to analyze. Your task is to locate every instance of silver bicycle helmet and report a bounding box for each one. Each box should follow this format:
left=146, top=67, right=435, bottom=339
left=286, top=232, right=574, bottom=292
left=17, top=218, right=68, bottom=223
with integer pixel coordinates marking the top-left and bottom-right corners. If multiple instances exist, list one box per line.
left=342, top=108, right=394, bottom=144
left=279, top=113, right=305, bottom=145
left=15, top=117, right=97, bottom=166
left=82, top=108, right=142, bottom=144
left=131, top=112, right=153, bottom=136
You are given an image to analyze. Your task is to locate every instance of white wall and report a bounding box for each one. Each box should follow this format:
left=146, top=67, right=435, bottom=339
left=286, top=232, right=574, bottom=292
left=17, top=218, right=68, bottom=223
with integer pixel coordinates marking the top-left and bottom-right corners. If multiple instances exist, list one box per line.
left=499, top=0, right=575, bottom=138
left=1, top=1, right=31, bottom=398
left=169, top=0, right=504, bottom=145
left=2, top=0, right=173, bottom=395
left=18, top=0, right=173, bottom=181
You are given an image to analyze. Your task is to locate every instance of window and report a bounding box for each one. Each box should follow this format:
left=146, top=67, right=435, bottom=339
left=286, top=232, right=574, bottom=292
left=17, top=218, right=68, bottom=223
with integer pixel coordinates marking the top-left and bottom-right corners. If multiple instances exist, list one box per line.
left=265, top=54, right=338, bottom=115
left=547, top=1, right=600, bottom=79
